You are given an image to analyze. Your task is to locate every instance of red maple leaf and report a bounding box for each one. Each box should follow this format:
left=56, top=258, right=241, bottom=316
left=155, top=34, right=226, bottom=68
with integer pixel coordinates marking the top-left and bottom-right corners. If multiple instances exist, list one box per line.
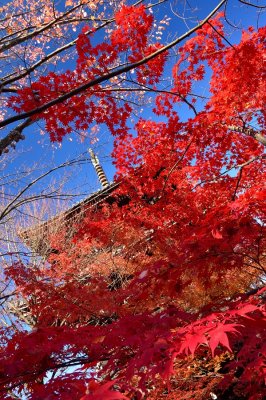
left=208, top=323, right=241, bottom=356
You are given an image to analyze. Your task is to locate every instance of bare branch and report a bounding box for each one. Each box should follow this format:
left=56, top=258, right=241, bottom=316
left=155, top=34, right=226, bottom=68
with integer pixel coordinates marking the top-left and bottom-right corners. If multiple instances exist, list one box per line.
left=0, top=3, right=82, bottom=54
left=238, top=0, right=266, bottom=8
left=0, top=155, right=90, bottom=221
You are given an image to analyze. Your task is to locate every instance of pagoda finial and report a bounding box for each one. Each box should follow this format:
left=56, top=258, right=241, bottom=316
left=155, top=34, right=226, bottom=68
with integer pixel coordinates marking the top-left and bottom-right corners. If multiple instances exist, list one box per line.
left=89, top=148, right=109, bottom=188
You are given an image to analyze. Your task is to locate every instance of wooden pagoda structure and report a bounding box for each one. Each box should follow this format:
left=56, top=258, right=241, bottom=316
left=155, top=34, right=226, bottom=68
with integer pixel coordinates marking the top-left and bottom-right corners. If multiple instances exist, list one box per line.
left=19, top=149, right=119, bottom=258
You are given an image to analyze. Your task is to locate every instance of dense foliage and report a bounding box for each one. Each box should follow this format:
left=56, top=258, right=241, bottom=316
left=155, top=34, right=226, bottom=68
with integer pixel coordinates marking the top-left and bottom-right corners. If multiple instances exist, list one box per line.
left=0, top=1, right=265, bottom=399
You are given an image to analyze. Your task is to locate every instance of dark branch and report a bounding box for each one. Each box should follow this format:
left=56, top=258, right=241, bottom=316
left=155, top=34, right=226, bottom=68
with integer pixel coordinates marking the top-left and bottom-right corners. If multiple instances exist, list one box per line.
left=0, top=118, right=32, bottom=156
left=238, top=0, right=266, bottom=8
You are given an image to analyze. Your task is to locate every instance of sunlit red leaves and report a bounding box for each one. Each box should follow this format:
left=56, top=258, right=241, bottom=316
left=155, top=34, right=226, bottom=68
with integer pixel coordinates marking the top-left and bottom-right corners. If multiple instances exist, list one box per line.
left=154, top=14, right=265, bottom=179
left=208, top=26, right=266, bottom=127
left=170, top=12, right=225, bottom=100
left=111, top=5, right=153, bottom=54
left=135, top=43, right=168, bottom=85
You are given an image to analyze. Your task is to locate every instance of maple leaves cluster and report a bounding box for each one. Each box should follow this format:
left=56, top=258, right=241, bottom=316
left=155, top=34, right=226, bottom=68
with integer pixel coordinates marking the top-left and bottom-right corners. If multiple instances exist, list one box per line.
left=8, top=4, right=168, bottom=142
left=1, top=265, right=265, bottom=399
left=0, top=0, right=104, bottom=124
left=1, top=3, right=266, bottom=400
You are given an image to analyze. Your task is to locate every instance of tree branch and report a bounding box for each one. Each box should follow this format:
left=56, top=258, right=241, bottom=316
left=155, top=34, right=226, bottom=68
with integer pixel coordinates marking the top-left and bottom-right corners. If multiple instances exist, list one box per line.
left=238, top=0, right=266, bottom=8
left=0, top=118, right=32, bottom=156
left=0, top=154, right=90, bottom=221
left=0, top=3, right=82, bottom=54
left=0, top=0, right=226, bottom=131
left=228, top=125, right=266, bottom=146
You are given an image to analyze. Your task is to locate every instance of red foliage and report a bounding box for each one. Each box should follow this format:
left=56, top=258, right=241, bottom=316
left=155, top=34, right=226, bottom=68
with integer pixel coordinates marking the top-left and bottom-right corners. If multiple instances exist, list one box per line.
left=1, top=4, right=266, bottom=400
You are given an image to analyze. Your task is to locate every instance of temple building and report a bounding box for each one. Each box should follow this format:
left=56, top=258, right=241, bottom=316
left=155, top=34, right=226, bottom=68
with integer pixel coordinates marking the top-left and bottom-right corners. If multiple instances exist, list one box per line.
left=19, top=149, right=119, bottom=258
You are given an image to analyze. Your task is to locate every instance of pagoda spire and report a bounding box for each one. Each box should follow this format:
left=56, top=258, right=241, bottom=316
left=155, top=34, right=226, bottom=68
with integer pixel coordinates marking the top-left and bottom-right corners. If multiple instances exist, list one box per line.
left=89, top=148, right=109, bottom=188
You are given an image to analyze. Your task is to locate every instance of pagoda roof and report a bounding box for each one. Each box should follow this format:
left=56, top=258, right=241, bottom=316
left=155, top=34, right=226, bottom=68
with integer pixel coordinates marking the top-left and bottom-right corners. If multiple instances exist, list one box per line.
left=19, top=182, right=119, bottom=257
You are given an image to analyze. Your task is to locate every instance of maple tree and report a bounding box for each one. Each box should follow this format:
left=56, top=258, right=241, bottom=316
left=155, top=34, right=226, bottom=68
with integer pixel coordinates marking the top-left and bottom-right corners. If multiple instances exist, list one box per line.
left=0, top=0, right=266, bottom=399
